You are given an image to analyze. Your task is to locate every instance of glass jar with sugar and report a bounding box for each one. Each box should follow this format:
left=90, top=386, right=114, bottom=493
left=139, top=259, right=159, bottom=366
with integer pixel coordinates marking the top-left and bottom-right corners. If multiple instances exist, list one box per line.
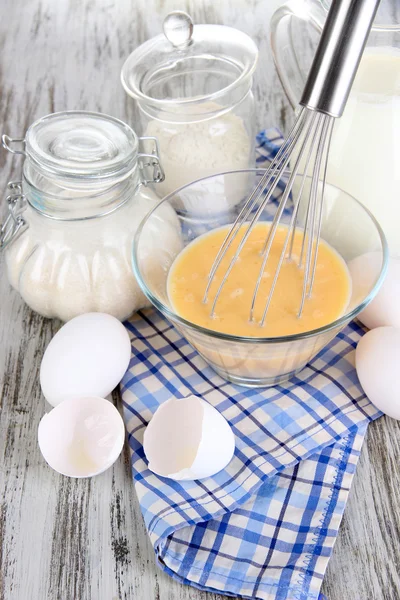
left=121, top=12, right=258, bottom=201
left=1, top=111, right=182, bottom=321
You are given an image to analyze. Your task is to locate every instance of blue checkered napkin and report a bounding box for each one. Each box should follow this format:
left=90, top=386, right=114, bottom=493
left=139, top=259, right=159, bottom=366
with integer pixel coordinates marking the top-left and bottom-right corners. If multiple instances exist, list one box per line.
left=120, top=130, right=381, bottom=600
left=121, top=311, right=377, bottom=600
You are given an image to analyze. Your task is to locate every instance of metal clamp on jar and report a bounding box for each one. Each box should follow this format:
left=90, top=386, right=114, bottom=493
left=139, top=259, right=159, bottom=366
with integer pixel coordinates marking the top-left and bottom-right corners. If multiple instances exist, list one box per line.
left=1, top=111, right=182, bottom=322
left=121, top=11, right=258, bottom=201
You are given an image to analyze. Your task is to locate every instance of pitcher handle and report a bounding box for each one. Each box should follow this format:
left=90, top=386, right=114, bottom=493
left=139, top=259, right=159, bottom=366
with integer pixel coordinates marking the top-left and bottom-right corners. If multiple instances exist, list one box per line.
left=270, top=0, right=325, bottom=108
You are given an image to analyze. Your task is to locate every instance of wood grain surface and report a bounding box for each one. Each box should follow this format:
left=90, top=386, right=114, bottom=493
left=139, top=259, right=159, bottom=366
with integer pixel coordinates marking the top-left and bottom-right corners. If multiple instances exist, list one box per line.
left=0, top=1, right=399, bottom=599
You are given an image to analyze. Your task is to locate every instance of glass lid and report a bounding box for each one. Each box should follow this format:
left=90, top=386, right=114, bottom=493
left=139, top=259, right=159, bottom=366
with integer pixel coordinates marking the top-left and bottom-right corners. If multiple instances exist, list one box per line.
left=25, top=111, right=139, bottom=183
left=120, top=11, right=258, bottom=106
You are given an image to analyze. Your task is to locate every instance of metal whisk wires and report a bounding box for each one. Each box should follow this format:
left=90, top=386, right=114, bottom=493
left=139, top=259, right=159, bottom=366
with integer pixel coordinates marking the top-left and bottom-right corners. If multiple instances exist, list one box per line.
left=203, top=108, right=335, bottom=325
left=203, top=0, right=381, bottom=327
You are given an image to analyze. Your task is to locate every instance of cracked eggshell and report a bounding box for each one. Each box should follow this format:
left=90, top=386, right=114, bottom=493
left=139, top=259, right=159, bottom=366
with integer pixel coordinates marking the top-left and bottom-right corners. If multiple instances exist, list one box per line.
left=40, top=313, right=131, bottom=407
left=38, top=396, right=125, bottom=477
left=143, top=395, right=235, bottom=481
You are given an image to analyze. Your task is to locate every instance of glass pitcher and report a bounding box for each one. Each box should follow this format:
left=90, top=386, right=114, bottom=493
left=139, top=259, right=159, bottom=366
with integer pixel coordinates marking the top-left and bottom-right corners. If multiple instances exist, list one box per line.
left=270, top=0, right=400, bottom=256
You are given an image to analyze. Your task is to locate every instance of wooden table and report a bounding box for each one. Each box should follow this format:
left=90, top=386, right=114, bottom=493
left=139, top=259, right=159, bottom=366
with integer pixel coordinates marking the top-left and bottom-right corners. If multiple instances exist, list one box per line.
left=1, top=1, right=399, bottom=598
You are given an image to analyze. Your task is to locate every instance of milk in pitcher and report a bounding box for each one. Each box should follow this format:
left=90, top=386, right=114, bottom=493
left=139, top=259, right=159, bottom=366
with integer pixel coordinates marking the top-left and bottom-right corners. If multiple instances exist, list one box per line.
left=326, top=48, right=400, bottom=256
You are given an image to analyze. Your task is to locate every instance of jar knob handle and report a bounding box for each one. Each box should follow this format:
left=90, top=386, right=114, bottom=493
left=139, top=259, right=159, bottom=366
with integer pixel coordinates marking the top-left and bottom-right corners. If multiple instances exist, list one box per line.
left=163, top=11, right=194, bottom=49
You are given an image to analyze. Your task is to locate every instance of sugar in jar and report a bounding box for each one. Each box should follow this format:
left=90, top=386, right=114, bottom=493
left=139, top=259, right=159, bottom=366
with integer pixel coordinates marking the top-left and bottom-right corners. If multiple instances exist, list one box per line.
left=1, top=111, right=182, bottom=321
left=121, top=12, right=258, bottom=200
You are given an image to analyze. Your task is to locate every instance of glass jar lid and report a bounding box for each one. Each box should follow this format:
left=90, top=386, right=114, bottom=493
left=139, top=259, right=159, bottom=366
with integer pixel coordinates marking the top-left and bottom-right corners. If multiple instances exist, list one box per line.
left=24, top=111, right=139, bottom=184
left=120, top=12, right=258, bottom=107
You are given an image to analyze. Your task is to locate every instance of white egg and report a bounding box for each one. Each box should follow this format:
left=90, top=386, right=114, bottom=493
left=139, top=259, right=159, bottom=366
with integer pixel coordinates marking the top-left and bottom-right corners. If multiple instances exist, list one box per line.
left=356, top=327, right=400, bottom=419
left=38, top=396, right=125, bottom=477
left=143, top=395, right=235, bottom=480
left=40, top=313, right=131, bottom=407
left=349, top=254, right=399, bottom=330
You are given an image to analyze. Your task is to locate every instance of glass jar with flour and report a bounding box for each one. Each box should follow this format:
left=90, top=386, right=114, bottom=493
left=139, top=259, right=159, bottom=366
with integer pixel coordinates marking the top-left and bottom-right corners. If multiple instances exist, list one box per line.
left=121, top=12, right=258, bottom=202
left=1, top=111, right=182, bottom=321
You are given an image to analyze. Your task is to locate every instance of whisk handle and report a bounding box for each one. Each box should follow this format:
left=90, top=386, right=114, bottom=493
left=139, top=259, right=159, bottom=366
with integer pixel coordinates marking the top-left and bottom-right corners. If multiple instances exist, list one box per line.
left=300, top=0, right=381, bottom=118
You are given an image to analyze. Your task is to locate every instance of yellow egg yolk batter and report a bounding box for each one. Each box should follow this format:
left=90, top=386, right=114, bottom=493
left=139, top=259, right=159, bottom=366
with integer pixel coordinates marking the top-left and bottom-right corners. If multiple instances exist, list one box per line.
left=167, top=223, right=351, bottom=337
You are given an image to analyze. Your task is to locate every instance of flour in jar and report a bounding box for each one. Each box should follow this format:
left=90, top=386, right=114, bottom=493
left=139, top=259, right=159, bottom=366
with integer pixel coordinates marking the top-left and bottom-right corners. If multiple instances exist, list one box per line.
left=145, top=102, right=252, bottom=199
left=5, top=186, right=183, bottom=322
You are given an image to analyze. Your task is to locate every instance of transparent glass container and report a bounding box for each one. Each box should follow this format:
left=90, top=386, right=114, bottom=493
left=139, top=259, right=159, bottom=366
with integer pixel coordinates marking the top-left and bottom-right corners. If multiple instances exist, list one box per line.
left=270, top=0, right=400, bottom=256
left=121, top=11, right=258, bottom=201
left=1, top=111, right=182, bottom=322
left=133, top=170, right=387, bottom=387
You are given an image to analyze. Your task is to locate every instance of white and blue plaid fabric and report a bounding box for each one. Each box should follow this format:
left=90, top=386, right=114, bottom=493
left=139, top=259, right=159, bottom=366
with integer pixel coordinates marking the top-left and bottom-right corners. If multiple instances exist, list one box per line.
left=121, top=130, right=381, bottom=600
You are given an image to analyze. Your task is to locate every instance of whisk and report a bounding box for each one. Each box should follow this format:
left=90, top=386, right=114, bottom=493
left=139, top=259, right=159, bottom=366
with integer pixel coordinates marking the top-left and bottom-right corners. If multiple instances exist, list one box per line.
left=204, top=0, right=381, bottom=326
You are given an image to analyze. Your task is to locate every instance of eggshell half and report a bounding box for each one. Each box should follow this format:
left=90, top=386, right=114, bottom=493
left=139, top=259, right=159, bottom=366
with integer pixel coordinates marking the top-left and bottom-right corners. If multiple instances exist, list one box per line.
left=143, top=395, right=235, bottom=480
left=40, top=313, right=131, bottom=406
left=356, top=326, right=400, bottom=420
left=38, top=396, right=125, bottom=477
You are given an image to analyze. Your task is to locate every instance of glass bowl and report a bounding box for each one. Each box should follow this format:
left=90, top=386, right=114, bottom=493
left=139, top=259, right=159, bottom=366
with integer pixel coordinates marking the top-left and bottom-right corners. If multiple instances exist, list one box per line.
left=132, top=169, right=388, bottom=387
